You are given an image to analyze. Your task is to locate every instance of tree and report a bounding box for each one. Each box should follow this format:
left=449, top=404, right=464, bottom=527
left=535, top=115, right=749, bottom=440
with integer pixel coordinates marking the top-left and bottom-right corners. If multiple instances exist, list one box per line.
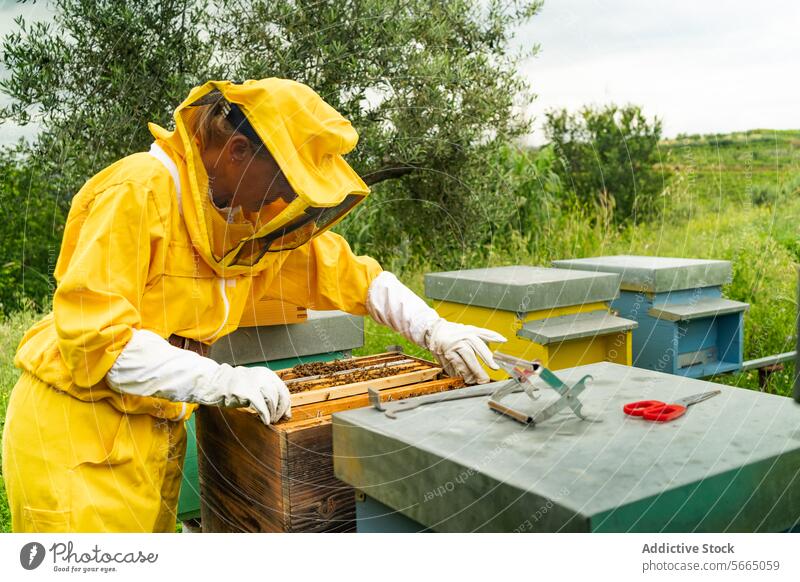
left=1, top=0, right=214, bottom=203
left=1, top=0, right=542, bottom=274
left=543, top=104, right=667, bottom=222
left=0, top=144, right=65, bottom=314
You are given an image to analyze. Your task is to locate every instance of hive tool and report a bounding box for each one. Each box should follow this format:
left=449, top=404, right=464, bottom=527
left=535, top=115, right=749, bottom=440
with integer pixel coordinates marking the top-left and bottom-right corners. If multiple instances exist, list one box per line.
left=368, top=351, right=534, bottom=418
left=368, top=352, right=595, bottom=426
left=488, top=352, right=598, bottom=426
left=369, top=380, right=525, bottom=419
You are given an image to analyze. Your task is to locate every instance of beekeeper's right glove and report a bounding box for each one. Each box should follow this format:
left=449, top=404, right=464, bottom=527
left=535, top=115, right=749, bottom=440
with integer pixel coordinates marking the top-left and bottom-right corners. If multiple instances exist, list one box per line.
left=106, top=328, right=291, bottom=424
left=366, top=271, right=507, bottom=384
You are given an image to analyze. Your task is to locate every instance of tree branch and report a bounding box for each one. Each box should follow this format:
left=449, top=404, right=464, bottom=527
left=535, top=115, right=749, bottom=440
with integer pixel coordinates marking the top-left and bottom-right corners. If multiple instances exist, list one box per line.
left=362, top=164, right=417, bottom=186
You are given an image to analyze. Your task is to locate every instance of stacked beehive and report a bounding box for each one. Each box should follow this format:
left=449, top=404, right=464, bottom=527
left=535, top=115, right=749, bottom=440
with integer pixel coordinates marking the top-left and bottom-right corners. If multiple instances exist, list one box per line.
left=196, top=352, right=464, bottom=532
left=553, top=256, right=749, bottom=378
left=425, top=266, right=638, bottom=379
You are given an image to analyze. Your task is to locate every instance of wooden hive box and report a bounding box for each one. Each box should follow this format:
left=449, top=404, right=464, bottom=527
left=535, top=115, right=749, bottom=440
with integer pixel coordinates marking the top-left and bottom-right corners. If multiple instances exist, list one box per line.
left=178, top=311, right=364, bottom=522
left=425, top=266, right=638, bottom=379
left=238, top=298, right=308, bottom=327
left=196, top=353, right=463, bottom=532
left=553, top=256, right=749, bottom=378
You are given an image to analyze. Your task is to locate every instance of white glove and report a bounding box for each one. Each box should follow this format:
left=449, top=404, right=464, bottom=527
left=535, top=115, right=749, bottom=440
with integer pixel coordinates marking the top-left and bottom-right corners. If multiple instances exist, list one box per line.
left=424, top=319, right=507, bottom=385
left=106, top=328, right=291, bottom=424
left=366, top=271, right=507, bottom=384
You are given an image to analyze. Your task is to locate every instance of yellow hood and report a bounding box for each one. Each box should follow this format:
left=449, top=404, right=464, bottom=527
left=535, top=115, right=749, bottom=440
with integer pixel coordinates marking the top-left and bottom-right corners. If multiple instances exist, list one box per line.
left=148, top=78, right=370, bottom=277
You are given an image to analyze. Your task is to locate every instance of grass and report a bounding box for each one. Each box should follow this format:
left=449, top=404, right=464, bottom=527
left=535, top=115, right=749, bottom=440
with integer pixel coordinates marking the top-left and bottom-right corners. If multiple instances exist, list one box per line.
left=625, top=130, right=800, bottom=394
left=1, top=128, right=799, bottom=532
left=0, top=302, right=48, bottom=532
left=614, top=195, right=800, bottom=394
left=340, top=129, right=800, bottom=395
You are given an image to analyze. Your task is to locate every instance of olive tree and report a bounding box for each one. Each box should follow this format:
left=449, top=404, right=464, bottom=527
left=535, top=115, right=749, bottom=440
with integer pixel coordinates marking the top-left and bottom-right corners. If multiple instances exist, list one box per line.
left=1, top=0, right=541, bottom=296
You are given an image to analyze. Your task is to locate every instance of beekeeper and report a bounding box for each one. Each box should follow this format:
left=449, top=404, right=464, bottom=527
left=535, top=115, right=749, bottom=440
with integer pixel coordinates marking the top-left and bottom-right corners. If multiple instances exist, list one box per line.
left=2, top=79, right=506, bottom=533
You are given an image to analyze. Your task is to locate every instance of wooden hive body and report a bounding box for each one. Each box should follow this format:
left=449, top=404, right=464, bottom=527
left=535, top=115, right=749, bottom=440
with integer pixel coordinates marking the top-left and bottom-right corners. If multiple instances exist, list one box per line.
left=197, top=354, right=463, bottom=532
left=553, top=256, right=748, bottom=378
left=425, top=266, right=636, bottom=379
left=178, top=310, right=364, bottom=522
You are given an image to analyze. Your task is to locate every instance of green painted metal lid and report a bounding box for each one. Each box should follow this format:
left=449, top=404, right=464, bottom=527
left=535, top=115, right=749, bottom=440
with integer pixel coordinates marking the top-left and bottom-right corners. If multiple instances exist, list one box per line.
left=208, top=310, right=364, bottom=366
left=333, top=362, right=800, bottom=532
left=424, top=266, right=621, bottom=312
left=648, top=297, right=749, bottom=322
left=552, top=255, right=732, bottom=293
left=517, top=310, right=638, bottom=345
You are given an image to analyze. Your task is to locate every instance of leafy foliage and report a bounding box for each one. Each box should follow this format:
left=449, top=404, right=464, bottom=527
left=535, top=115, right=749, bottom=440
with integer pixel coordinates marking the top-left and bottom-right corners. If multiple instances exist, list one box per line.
left=544, top=104, right=667, bottom=222
left=1, top=0, right=542, bottom=275
left=0, top=145, right=65, bottom=314
left=1, top=0, right=213, bottom=190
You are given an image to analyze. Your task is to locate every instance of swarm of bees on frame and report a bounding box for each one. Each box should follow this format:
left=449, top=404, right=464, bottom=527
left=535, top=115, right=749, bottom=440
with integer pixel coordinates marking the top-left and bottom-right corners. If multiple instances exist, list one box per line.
left=280, top=358, right=422, bottom=394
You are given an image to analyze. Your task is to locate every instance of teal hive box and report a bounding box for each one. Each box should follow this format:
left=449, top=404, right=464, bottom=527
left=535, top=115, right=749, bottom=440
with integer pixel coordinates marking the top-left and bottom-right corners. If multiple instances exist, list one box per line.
left=177, top=310, right=364, bottom=522
left=553, top=256, right=749, bottom=378
left=333, top=362, right=800, bottom=532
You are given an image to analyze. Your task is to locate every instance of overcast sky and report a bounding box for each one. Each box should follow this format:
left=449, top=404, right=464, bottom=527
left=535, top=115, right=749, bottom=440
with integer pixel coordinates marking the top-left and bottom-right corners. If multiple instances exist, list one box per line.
left=0, top=0, right=50, bottom=145
left=1, top=0, right=798, bottom=146
left=517, top=0, right=800, bottom=143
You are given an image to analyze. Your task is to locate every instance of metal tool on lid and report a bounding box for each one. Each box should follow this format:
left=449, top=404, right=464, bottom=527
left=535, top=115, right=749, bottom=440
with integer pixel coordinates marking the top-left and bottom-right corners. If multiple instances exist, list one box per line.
left=369, top=352, right=597, bottom=426
left=368, top=383, right=519, bottom=419
left=488, top=352, right=598, bottom=426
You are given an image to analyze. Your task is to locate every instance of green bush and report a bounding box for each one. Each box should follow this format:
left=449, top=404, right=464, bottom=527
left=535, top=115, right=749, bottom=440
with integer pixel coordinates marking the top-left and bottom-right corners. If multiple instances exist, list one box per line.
left=0, top=146, right=65, bottom=315
left=1, top=0, right=543, bottom=277
left=750, top=173, right=800, bottom=207
left=751, top=184, right=781, bottom=206
left=337, top=142, right=568, bottom=271
left=543, top=104, right=668, bottom=223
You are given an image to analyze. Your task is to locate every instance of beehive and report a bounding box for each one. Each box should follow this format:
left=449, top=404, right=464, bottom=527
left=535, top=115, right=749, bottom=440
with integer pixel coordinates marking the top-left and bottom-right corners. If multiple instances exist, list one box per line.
left=424, top=266, right=637, bottom=379
left=177, top=310, right=365, bottom=522
left=195, top=354, right=463, bottom=532
left=333, top=361, right=800, bottom=532
left=553, top=255, right=749, bottom=378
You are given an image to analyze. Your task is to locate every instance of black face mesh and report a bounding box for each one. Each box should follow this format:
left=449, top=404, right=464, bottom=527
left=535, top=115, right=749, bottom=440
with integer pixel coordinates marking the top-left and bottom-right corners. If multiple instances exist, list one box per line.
left=220, top=194, right=365, bottom=265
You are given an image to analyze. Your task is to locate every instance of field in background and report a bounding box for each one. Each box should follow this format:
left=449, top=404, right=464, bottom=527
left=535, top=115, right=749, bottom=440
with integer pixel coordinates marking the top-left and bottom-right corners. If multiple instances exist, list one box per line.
left=1, top=129, right=799, bottom=532
left=359, top=129, right=800, bottom=394
left=627, top=130, right=800, bottom=393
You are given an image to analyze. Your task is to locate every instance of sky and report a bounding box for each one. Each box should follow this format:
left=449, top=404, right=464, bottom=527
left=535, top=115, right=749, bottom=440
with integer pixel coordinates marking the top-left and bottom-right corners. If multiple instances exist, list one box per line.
left=0, top=0, right=798, bottom=146
left=516, top=0, right=800, bottom=143
left=0, top=0, right=51, bottom=145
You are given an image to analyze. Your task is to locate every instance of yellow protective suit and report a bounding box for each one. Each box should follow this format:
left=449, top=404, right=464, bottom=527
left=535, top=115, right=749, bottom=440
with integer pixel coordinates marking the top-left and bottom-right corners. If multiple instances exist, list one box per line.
left=2, top=79, right=382, bottom=532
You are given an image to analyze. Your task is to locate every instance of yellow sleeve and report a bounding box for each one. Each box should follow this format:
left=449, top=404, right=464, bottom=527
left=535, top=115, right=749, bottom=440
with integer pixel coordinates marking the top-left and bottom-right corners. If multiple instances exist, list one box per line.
left=53, top=181, right=163, bottom=388
left=262, top=231, right=383, bottom=315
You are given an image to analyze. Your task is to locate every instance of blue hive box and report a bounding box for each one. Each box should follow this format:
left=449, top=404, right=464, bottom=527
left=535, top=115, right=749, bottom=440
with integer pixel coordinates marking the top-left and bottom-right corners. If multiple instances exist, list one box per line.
left=552, top=256, right=749, bottom=378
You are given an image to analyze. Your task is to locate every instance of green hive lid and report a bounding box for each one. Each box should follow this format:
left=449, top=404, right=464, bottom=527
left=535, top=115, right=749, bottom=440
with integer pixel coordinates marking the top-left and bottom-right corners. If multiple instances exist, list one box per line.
left=332, top=362, right=800, bottom=532
left=208, top=310, right=364, bottom=366
left=424, top=266, right=621, bottom=312
left=552, top=255, right=732, bottom=293
left=517, top=311, right=638, bottom=345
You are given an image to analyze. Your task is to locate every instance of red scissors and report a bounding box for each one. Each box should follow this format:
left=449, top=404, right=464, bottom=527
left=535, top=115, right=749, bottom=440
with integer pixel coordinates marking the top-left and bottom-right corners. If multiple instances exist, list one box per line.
left=623, top=390, right=721, bottom=422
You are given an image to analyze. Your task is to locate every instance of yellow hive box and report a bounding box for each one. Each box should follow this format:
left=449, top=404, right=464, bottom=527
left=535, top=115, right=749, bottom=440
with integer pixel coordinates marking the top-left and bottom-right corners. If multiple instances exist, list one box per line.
left=426, top=266, right=636, bottom=379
